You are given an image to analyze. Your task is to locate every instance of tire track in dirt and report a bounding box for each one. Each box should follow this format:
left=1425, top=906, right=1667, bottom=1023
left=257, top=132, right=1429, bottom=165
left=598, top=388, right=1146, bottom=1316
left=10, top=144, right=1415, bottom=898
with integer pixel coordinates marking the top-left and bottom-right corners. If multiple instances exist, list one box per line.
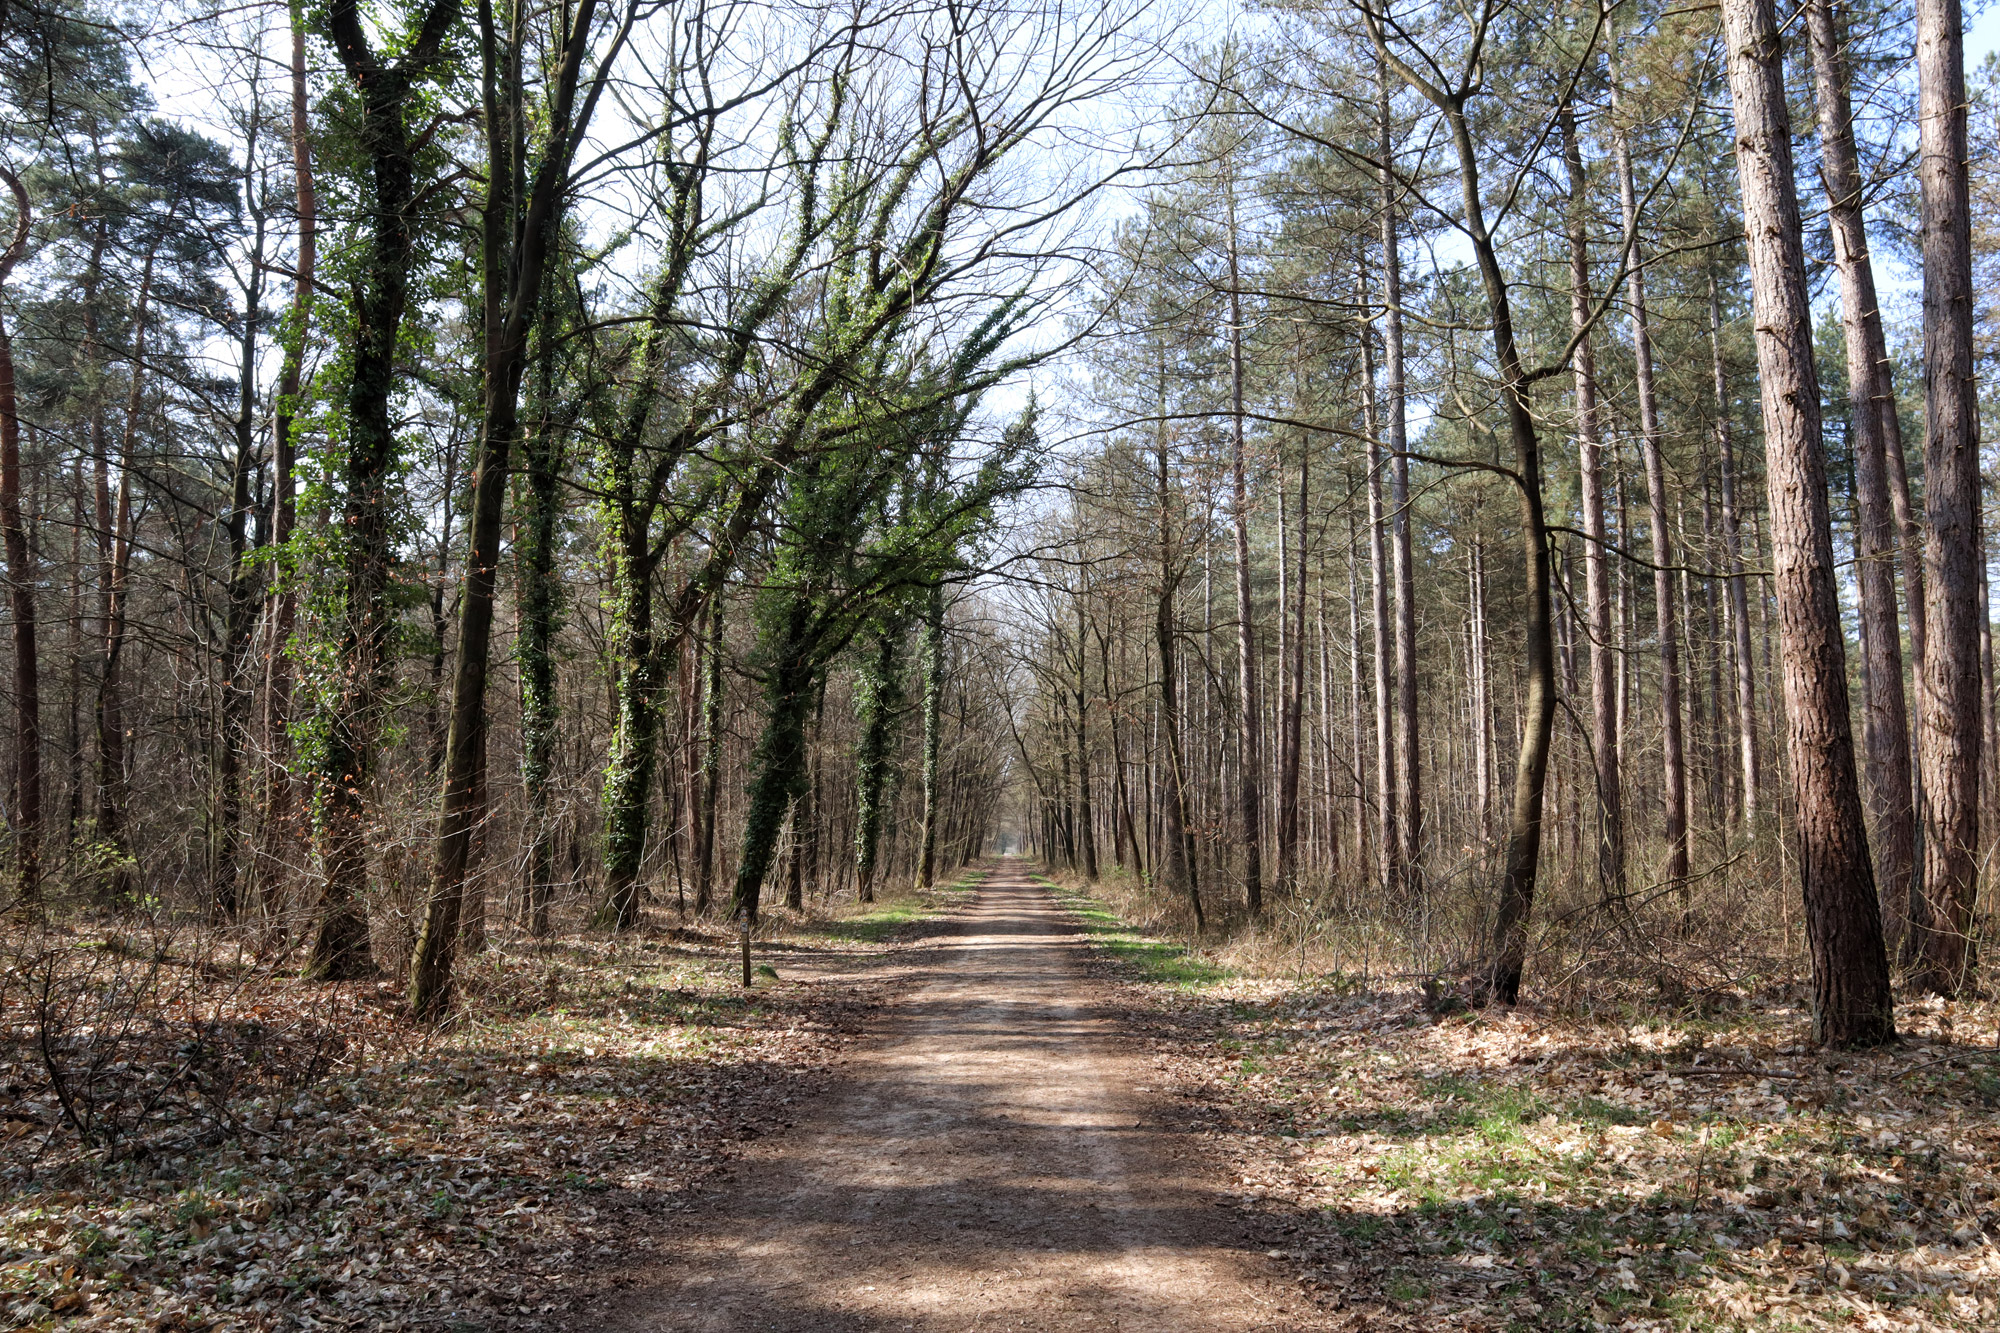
left=608, top=860, right=1330, bottom=1331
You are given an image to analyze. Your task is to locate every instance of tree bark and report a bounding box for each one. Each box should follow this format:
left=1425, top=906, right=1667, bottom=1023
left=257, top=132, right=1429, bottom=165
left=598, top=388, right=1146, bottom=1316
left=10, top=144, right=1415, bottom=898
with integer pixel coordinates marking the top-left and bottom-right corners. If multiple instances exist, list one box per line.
left=853, top=625, right=905, bottom=902
left=1276, top=445, right=1308, bottom=888
left=917, top=583, right=944, bottom=888
left=412, top=0, right=613, bottom=1016
left=1806, top=0, right=1913, bottom=945
left=0, top=168, right=38, bottom=904
left=1380, top=70, right=1421, bottom=895
left=1612, top=94, right=1689, bottom=890
left=1153, top=382, right=1200, bottom=926
left=219, top=134, right=269, bottom=920
left=1225, top=201, right=1262, bottom=917
left=99, top=242, right=157, bottom=906
left=310, top=0, right=463, bottom=980
left=1361, top=316, right=1398, bottom=897
left=1074, top=595, right=1098, bottom=881
left=694, top=597, right=724, bottom=914
left=1912, top=0, right=1982, bottom=996
left=1367, top=35, right=1557, bottom=1005
left=260, top=14, right=314, bottom=919
left=1720, top=0, right=1894, bottom=1045
left=1561, top=103, right=1623, bottom=900
left=1709, top=274, right=1762, bottom=828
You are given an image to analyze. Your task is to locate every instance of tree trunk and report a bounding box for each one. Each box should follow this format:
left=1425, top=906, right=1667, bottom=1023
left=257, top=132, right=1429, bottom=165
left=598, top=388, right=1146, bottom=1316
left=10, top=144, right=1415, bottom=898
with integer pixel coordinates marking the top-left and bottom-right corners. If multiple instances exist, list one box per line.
left=99, top=244, right=157, bottom=906
left=853, top=626, right=904, bottom=902
left=412, top=0, right=607, bottom=1015
left=1470, top=539, right=1492, bottom=837
left=1380, top=70, right=1421, bottom=895
left=1360, top=289, right=1399, bottom=897
left=1612, top=98, right=1689, bottom=890
left=694, top=596, right=724, bottom=914
left=1709, top=274, right=1762, bottom=827
left=1154, top=392, right=1200, bottom=927
left=260, top=15, right=314, bottom=919
left=1277, top=445, right=1308, bottom=889
left=917, top=583, right=944, bottom=888
left=1806, top=0, right=1913, bottom=944
left=1561, top=103, right=1623, bottom=900
left=729, top=610, right=817, bottom=926
left=219, top=153, right=268, bottom=920
left=1720, top=0, right=1894, bottom=1045
left=1364, top=44, right=1557, bottom=1004
left=0, top=169, right=37, bottom=904
left=601, top=537, right=663, bottom=931
left=1074, top=597, right=1099, bottom=881
left=1912, top=0, right=1982, bottom=997
left=310, top=0, right=463, bottom=980
left=1225, top=206, right=1262, bottom=917
left=516, top=297, right=564, bottom=938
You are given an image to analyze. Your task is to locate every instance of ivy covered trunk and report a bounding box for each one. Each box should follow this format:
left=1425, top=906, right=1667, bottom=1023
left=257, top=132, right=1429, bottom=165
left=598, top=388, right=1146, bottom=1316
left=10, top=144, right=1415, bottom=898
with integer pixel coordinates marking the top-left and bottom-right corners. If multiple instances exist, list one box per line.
left=694, top=599, right=724, bottom=914
left=917, top=584, right=944, bottom=889
left=601, top=522, right=662, bottom=931
left=309, top=0, right=462, bottom=980
left=730, top=598, right=818, bottom=924
left=516, top=362, right=563, bottom=938
left=853, top=626, right=905, bottom=903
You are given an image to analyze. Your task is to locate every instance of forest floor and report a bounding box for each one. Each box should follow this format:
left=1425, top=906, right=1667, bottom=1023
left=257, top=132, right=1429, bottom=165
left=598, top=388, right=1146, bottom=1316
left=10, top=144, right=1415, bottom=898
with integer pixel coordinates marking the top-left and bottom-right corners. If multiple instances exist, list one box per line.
left=6, top=860, right=2000, bottom=1332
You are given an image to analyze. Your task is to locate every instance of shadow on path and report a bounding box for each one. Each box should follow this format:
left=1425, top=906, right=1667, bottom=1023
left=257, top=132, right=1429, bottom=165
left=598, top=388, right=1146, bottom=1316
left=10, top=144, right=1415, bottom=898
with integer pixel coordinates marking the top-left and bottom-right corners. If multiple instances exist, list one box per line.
left=606, top=862, right=1329, bottom=1332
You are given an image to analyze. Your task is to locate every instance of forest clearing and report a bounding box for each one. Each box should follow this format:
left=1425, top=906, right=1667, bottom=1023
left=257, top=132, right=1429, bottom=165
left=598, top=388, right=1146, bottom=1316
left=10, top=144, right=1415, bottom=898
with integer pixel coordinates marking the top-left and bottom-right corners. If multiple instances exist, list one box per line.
left=7, top=0, right=2000, bottom=1326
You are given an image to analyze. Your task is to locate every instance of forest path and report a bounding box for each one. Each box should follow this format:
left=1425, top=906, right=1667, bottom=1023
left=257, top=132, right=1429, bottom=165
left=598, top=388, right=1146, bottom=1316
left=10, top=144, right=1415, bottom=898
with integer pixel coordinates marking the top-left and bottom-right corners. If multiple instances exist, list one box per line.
left=608, top=860, right=1329, bottom=1332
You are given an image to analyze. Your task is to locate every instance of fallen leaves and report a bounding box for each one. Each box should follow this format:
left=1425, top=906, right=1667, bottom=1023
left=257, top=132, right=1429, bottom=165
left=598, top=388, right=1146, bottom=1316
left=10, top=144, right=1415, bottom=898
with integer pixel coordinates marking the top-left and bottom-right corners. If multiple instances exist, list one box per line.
left=1065, top=897, right=2000, bottom=1332
left=0, top=898, right=948, bottom=1332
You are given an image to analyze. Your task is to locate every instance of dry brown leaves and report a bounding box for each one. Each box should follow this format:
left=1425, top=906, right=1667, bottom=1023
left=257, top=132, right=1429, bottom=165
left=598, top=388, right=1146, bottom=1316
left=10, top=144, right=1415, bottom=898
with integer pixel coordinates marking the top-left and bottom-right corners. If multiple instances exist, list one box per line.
left=1084, top=938, right=2000, bottom=1332
left=0, top=899, right=945, bottom=1333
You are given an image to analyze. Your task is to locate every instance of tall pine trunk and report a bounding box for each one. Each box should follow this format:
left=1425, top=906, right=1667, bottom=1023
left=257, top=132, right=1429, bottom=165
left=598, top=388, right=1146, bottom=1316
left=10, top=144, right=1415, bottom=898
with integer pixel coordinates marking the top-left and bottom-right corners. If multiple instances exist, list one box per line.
left=1361, top=316, right=1398, bottom=897
left=1225, top=203, right=1262, bottom=916
left=1912, top=0, right=1982, bottom=996
left=0, top=169, right=37, bottom=903
left=1806, top=0, right=1913, bottom=944
left=1708, top=275, right=1762, bottom=827
left=1612, top=96, right=1689, bottom=890
left=1380, top=71, right=1421, bottom=894
left=1561, top=103, right=1623, bottom=900
left=1074, top=598, right=1098, bottom=881
left=1154, top=393, right=1200, bottom=927
left=1720, top=0, right=1894, bottom=1045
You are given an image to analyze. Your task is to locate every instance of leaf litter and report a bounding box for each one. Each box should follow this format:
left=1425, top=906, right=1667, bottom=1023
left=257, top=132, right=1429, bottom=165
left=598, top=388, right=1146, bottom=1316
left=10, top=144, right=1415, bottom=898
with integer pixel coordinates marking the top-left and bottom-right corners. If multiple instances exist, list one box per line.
left=1077, top=929, right=2000, bottom=1332
left=0, top=890, right=969, bottom=1333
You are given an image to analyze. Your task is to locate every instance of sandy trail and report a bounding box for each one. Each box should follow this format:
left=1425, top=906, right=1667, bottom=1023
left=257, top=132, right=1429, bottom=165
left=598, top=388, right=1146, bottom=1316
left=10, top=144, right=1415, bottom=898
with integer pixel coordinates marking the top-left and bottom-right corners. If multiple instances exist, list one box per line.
left=609, top=862, right=1328, bottom=1332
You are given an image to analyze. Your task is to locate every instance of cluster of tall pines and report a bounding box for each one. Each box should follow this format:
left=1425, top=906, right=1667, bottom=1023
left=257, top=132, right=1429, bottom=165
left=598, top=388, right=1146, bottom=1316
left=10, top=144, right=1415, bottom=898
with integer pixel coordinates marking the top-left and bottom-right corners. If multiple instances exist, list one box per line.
left=1004, top=0, right=1999, bottom=1047
left=0, top=0, right=1995, bottom=1044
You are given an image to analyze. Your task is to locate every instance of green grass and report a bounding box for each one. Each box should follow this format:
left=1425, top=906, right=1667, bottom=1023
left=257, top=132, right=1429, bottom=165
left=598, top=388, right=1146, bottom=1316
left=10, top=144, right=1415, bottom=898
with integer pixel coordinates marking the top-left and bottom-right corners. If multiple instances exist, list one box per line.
left=804, top=868, right=986, bottom=944
left=1043, top=882, right=1230, bottom=987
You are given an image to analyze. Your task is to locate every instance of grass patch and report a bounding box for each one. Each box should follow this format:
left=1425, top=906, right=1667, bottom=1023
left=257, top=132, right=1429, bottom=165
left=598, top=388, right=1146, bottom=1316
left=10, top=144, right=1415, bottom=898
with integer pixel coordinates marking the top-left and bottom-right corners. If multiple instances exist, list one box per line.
left=1043, top=880, right=1230, bottom=987
left=799, top=867, right=986, bottom=945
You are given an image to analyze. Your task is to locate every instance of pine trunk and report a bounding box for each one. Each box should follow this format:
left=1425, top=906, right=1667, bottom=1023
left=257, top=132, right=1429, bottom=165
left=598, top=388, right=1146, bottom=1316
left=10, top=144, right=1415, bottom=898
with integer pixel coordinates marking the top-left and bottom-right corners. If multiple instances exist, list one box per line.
left=1912, top=0, right=1982, bottom=996
left=1720, top=0, right=1895, bottom=1045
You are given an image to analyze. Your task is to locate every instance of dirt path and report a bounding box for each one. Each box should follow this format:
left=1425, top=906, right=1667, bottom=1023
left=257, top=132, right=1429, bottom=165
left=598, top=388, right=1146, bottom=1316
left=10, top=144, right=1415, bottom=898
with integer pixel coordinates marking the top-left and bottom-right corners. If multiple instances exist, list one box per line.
left=608, top=862, right=1330, bottom=1331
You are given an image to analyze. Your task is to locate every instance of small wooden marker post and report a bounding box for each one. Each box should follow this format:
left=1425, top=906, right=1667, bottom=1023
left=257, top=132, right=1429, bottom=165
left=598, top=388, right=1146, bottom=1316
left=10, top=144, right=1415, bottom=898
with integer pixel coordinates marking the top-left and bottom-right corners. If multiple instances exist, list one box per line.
left=739, top=919, right=752, bottom=987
